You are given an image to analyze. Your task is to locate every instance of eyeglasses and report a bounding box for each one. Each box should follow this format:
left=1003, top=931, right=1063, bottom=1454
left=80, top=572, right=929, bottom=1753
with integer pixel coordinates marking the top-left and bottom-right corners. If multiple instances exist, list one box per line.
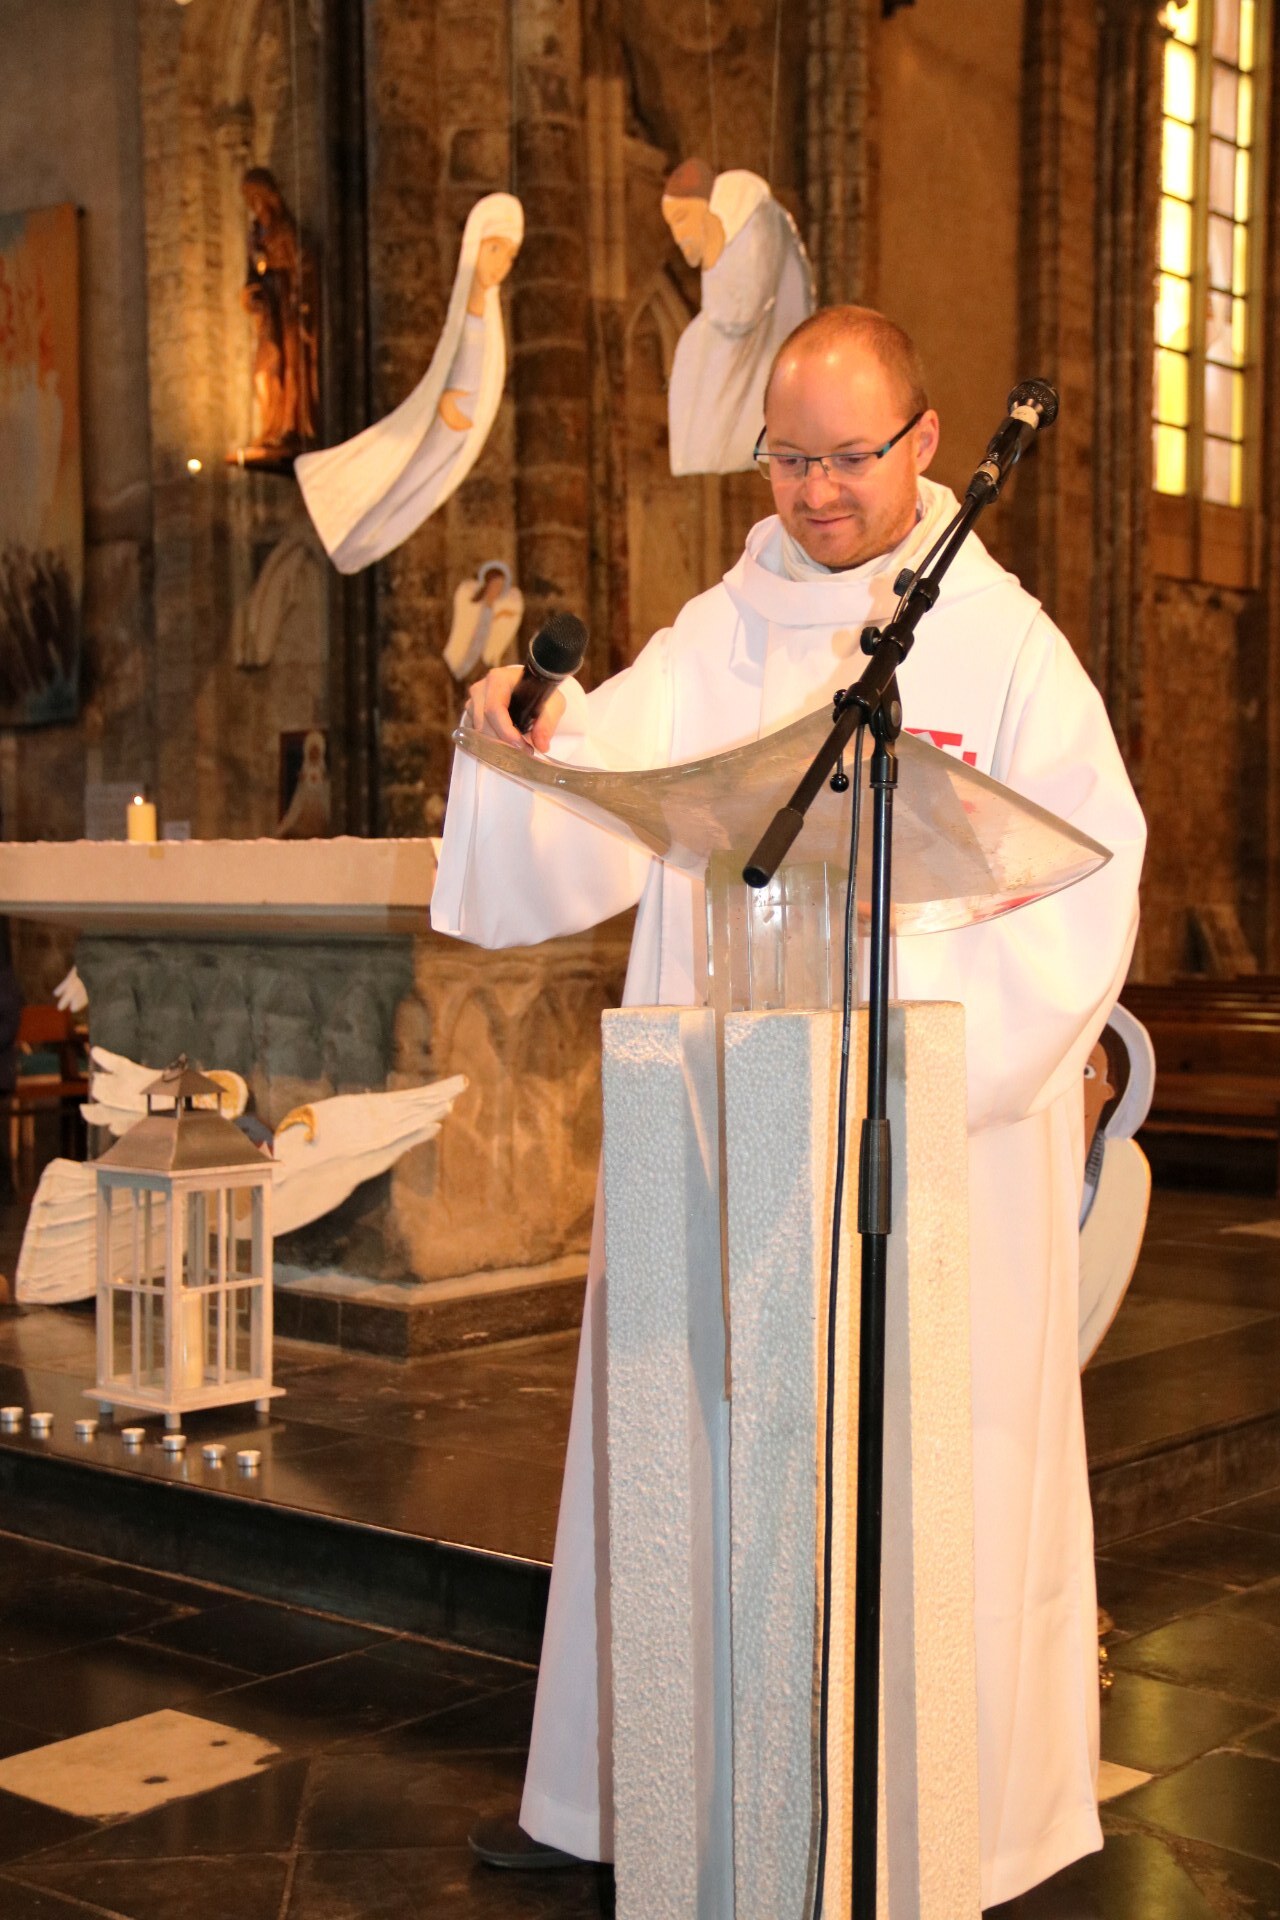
left=753, top=411, right=924, bottom=482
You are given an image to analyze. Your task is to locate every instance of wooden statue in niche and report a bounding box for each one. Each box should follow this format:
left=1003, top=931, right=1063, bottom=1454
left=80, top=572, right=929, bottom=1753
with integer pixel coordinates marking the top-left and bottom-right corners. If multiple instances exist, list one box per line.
left=230, top=167, right=320, bottom=472
left=296, top=193, right=524, bottom=571
left=661, top=159, right=814, bottom=475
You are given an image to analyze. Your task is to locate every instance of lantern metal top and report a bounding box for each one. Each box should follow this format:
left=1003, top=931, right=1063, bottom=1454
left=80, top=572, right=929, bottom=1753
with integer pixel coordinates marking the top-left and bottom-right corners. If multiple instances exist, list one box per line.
left=96, top=1058, right=267, bottom=1176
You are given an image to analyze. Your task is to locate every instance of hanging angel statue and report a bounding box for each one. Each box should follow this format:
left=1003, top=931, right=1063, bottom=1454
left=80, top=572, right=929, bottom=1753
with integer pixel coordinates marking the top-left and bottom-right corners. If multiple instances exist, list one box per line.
left=661, top=160, right=814, bottom=475
left=295, top=193, right=524, bottom=573
left=442, top=559, right=524, bottom=681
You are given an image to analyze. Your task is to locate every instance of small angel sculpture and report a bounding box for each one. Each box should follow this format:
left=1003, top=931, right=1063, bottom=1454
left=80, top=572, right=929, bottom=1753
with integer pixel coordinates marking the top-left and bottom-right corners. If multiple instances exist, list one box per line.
left=443, top=561, right=524, bottom=681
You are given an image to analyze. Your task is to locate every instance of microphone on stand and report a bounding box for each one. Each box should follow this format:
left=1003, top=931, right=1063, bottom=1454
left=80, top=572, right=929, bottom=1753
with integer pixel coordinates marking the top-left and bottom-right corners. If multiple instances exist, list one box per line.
left=507, top=611, right=590, bottom=737
left=964, top=379, right=1060, bottom=504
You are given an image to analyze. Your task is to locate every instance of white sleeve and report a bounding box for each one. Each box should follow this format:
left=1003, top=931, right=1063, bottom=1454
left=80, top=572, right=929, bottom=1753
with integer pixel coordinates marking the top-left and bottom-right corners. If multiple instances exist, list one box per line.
left=896, top=615, right=1147, bottom=1133
left=430, top=628, right=677, bottom=950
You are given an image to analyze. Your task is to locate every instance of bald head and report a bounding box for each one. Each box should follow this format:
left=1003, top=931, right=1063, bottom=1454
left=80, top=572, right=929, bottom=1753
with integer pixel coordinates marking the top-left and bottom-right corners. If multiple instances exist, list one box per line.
left=760, top=304, right=939, bottom=570
left=766, top=305, right=928, bottom=418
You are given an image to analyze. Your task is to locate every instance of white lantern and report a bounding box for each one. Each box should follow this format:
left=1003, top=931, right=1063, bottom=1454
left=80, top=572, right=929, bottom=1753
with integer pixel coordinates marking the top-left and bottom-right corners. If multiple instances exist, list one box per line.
left=91, top=1063, right=282, bottom=1429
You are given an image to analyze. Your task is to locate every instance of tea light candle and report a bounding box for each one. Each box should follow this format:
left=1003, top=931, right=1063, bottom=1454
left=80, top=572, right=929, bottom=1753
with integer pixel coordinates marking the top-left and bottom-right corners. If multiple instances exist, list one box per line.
left=126, top=795, right=158, bottom=842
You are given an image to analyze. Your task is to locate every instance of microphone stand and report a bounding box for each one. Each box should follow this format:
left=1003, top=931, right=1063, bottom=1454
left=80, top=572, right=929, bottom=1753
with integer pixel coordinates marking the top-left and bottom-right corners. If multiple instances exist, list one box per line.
left=743, top=479, right=996, bottom=1920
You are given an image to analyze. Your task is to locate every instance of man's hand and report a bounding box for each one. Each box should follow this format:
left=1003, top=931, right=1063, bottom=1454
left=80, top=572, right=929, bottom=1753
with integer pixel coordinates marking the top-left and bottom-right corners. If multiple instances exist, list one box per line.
left=466, top=665, right=567, bottom=755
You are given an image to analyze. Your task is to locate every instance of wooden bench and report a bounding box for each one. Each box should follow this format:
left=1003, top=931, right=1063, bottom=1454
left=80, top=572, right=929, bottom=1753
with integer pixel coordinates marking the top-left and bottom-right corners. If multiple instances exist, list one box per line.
left=1121, top=980, right=1280, bottom=1191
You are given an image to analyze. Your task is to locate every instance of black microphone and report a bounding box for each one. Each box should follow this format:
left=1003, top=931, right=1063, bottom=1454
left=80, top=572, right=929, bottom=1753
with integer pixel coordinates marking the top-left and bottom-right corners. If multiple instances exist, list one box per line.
left=507, top=610, right=589, bottom=737
left=964, top=379, right=1060, bottom=504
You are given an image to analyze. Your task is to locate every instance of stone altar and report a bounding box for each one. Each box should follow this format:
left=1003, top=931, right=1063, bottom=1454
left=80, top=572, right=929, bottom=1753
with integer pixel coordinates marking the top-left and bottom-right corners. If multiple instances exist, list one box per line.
left=0, top=837, right=630, bottom=1356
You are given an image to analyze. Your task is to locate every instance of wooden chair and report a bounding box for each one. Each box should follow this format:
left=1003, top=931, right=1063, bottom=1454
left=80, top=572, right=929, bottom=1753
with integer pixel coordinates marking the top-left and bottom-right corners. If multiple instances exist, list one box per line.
left=4, top=1005, right=89, bottom=1189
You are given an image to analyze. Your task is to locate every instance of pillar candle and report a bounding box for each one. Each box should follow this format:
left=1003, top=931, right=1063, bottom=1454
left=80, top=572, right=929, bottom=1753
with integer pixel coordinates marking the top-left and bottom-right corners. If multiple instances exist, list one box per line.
left=126, top=796, right=158, bottom=843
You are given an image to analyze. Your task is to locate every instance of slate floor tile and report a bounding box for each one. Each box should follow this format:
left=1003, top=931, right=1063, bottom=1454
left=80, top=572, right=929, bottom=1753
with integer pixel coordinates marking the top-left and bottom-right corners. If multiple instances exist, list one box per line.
left=1109, top=1607, right=1280, bottom=1706
left=0, top=1788, right=94, bottom=1870
left=1101, top=1519, right=1280, bottom=1589
left=202, top=1649, right=483, bottom=1753
left=1100, top=1667, right=1269, bottom=1773
left=988, top=1827, right=1210, bottom=1919
left=286, top=1846, right=614, bottom=1919
left=14, top=1852, right=291, bottom=1920
left=1094, top=1556, right=1228, bottom=1640
left=394, top=1680, right=537, bottom=1754
left=0, top=1878, right=121, bottom=1919
left=1118, top=1747, right=1280, bottom=1866
left=361, top=1632, right=534, bottom=1696
left=0, top=1640, right=247, bottom=1741
left=125, top=1596, right=390, bottom=1676
left=1204, top=1486, right=1280, bottom=1537
left=0, top=1575, right=190, bottom=1664
left=299, top=1748, right=502, bottom=1852
left=1241, top=1716, right=1280, bottom=1758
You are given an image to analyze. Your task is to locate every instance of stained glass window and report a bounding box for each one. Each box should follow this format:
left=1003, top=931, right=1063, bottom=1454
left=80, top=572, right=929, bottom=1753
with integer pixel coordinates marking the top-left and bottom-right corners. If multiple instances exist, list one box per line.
left=1155, top=0, right=1264, bottom=506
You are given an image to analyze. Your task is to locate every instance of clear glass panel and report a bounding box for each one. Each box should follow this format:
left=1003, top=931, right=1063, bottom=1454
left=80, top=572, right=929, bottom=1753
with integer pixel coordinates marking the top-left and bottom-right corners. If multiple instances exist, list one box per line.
left=1209, top=138, right=1236, bottom=213
left=1238, top=72, right=1254, bottom=145
left=1233, top=220, right=1250, bottom=293
left=1232, top=294, right=1249, bottom=362
left=1163, top=118, right=1197, bottom=199
left=1164, top=39, right=1199, bottom=119
left=1235, top=146, right=1252, bottom=221
left=707, top=856, right=846, bottom=1014
left=1211, top=64, right=1239, bottom=139
left=1241, top=0, right=1256, bottom=68
left=1162, top=196, right=1195, bottom=276
left=1156, top=273, right=1193, bottom=349
left=1155, top=422, right=1189, bottom=493
left=1204, top=435, right=1234, bottom=500
left=1156, top=347, right=1191, bottom=424
left=1206, top=288, right=1234, bottom=361
left=1205, top=360, right=1235, bottom=434
left=1214, top=0, right=1241, bottom=62
left=1208, top=211, right=1234, bottom=286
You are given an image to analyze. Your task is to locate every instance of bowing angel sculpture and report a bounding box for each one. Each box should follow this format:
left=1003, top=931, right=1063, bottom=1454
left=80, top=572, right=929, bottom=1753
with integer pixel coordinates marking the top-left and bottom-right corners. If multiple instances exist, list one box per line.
left=295, top=193, right=524, bottom=572
left=16, top=1055, right=468, bottom=1305
left=661, top=158, right=814, bottom=475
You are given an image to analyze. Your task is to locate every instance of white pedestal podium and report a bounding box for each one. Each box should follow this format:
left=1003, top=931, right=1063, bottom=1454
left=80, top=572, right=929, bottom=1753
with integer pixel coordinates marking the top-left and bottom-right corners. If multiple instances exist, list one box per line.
left=603, top=1002, right=981, bottom=1920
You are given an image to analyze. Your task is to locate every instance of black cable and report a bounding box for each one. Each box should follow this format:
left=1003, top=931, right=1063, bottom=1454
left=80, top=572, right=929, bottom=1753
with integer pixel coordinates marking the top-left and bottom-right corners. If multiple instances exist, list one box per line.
left=812, top=717, right=866, bottom=1920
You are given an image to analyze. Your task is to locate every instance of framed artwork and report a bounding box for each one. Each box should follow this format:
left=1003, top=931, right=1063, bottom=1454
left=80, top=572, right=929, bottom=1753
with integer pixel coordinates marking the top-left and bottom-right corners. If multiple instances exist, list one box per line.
left=0, top=203, right=83, bottom=726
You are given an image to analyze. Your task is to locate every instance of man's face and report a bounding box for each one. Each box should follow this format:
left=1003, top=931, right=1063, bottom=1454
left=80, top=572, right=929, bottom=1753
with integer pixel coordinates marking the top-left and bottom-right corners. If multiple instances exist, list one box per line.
left=661, top=195, right=724, bottom=270
left=762, top=339, right=939, bottom=570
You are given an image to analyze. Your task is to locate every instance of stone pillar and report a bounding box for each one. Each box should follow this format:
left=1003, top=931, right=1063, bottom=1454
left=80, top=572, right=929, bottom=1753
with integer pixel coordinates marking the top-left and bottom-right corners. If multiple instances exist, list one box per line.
left=805, top=0, right=879, bottom=304
left=512, top=0, right=593, bottom=649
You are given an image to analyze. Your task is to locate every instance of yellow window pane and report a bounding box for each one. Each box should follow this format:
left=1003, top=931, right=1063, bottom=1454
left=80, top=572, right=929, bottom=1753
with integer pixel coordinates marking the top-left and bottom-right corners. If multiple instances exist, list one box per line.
left=1155, top=423, right=1188, bottom=493
left=1212, top=64, right=1239, bottom=140
left=1233, top=369, right=1246, bottom=439
left=1204, top=436, right=1234, bottom=501
left=1162, top=196, right=1195, bottom=276
left=1210, top=138, right=1236, bottom=213
left=1232, top=443, right=1245, bottom=504
left=1157, top=273, right=1193, bottom=349
left=1238, top=72, right=1255, bottom=145
left=1206, top=288, right=1234, bottom=361
left=1166, top=0, right=1199, bottom=44
left=1241, top=0, right=1256, bottom=68
left=1164, top=39, right=1198, bottom=120
left=1156, top=347, right=1191, bottom=424
left=1214, top=0, right=1241, bottom=62
left=1232, top=295, right=1249, bottom=362
left=1234, top=220, right=1250, bottom=294
left=1163, top=118, right=1196, bottom=198
left=1208, top=212, right=1234, bottom=286
left=1235, top=147, right=1252, bottom=221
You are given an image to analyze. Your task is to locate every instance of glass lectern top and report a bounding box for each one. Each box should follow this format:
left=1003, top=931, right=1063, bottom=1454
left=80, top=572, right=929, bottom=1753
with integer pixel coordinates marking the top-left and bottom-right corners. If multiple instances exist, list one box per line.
left=454, top=706, right=1110, bottom=935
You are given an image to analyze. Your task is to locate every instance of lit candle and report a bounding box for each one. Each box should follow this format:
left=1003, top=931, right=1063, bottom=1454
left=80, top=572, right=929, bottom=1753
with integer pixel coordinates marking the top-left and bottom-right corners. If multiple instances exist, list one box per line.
left=126, top=795, right=158, bottom=843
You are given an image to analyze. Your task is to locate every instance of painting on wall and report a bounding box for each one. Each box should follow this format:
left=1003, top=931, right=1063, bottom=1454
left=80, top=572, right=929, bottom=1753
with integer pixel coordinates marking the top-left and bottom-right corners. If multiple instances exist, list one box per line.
left=0, top=202, right=83, bottom=726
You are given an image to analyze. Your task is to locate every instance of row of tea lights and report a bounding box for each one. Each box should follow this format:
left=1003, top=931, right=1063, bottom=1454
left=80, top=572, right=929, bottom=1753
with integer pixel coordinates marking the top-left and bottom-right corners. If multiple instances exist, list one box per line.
left=1, top=1405, right=260, bottom=1470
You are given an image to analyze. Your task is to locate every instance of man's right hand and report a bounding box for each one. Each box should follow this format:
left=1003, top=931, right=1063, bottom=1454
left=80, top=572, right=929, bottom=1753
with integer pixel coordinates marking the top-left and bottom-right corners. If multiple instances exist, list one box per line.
left=466, top=666, right=567, bottom=756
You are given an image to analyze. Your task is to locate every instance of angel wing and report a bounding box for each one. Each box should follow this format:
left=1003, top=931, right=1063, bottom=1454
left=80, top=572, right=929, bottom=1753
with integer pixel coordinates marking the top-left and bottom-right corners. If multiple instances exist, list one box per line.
left=81, top=1046, right=248, bottom=1136
left=271, top=1075, right=468, bottom=1236
left=14, top=1157, right=152, bottom=1305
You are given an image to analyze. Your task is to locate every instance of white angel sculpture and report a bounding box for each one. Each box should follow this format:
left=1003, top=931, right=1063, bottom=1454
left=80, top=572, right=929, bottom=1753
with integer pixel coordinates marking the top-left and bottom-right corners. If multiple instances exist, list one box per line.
left=295, top=192, right=525, bottom=573
left=1077, top=1005, right=1156, bottom=1368
left=16, top=1049, right=467, bottom=1305
left=442, top=560, right=524, bottom=681
left=661, top=159, right=814, bottom=476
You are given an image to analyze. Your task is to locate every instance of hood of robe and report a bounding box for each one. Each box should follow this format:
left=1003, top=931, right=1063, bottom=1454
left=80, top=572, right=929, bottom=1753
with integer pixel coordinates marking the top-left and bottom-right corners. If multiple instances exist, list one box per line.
left=709, top=169, right=772, bottom=245
left=723, top=478, right=1016, bottom=632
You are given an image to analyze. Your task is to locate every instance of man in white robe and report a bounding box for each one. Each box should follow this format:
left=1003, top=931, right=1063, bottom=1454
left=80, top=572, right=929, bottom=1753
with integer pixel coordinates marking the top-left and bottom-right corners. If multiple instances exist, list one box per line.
left=432, top=305, right=1146, bottom=1910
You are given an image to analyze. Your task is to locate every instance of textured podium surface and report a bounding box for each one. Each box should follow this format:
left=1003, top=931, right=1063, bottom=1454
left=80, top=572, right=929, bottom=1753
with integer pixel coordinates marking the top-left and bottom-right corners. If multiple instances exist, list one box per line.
left=603, top=1003, right=981, bottom=1919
